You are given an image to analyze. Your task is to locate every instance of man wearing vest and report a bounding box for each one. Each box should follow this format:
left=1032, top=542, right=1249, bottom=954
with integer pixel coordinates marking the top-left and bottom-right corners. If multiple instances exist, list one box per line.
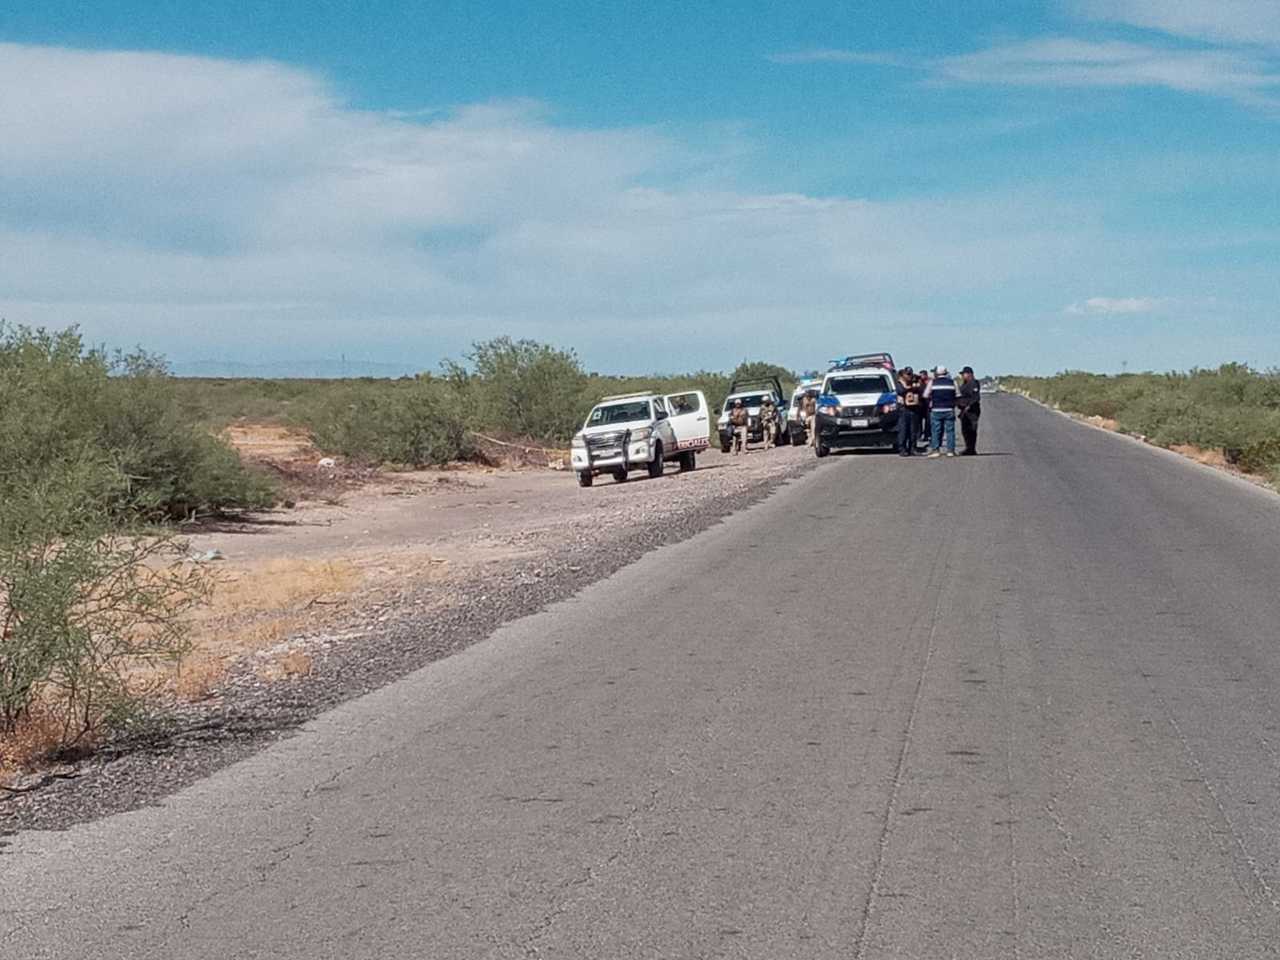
left=924, top=365, right=957, bottom=458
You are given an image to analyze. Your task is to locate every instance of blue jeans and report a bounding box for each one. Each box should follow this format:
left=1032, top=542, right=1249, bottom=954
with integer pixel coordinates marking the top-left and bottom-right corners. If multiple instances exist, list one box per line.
left=930, top=410, right=956, bottom=453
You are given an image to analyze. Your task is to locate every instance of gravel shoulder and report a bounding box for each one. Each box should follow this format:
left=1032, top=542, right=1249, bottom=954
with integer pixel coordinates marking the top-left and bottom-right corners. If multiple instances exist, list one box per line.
left=2, top=444, right=821, bottom=833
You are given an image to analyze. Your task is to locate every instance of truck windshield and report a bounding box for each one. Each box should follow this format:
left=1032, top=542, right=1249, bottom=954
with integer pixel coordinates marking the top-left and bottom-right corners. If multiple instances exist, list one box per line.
left=725, top=394, right=765, bottom=411
left=589, top=401, right=650, bottom=425
left=825, top=376, right=888, bottom=396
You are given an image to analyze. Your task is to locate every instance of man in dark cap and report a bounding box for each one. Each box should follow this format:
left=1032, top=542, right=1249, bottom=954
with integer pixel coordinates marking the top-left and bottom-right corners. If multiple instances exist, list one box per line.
left=956, top=366, right=981, bottom=456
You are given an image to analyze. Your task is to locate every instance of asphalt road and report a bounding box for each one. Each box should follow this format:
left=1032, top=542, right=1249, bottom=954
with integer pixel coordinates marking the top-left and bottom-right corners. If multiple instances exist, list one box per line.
left=5, top=395, right=1280, bottom=959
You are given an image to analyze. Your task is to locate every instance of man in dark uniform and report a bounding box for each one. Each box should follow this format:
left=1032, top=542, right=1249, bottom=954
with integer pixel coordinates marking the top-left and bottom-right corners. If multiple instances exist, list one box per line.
left=895, top=367, right=919, bottom=456
left=956, top=365, right=982, bottom=456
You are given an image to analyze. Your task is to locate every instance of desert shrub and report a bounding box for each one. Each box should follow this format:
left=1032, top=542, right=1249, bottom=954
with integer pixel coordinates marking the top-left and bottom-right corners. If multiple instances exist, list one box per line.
left=1007, top=365, right=1280, bottom=484
left=444, top=337, right=588, bottom=442
left=0, top=324, right=275, bottom=520
left=305, top=377, right=472, bottom=466
left=1238, top=436, right=1280, bottom=476
left=0, top=452, right=209, bottom=753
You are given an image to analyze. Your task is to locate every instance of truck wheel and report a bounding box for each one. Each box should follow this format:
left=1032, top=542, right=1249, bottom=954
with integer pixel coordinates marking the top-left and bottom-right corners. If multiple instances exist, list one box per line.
left=720, top=440, right=731, bottom=454
left=576, top=471, right=593, bottom=487
left=679, top=451, right=695, bottom=472
left=647, top=444, right=664, bottom=478
left=612, top=468, right=628, bottom=483
left=815, top=441, right=829, bottom=458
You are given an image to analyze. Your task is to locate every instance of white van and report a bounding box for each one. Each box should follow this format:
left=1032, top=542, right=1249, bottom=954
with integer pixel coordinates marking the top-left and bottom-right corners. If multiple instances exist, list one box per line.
left=570, top=391, right=710, bottom=487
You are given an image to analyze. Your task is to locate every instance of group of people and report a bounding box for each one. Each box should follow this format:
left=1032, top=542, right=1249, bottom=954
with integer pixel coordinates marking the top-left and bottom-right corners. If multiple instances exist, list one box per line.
left=726, top=395, right=781, bottom=454
left=895, top=365, right=981, bottom=457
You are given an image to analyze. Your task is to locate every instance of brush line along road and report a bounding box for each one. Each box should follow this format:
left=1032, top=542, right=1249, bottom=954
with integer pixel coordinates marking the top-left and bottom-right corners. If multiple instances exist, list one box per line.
left=4, top=395, right=1280, bottom=958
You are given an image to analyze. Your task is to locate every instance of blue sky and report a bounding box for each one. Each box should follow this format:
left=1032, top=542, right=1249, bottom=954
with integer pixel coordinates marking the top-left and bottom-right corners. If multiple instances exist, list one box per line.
left=1, top=1, right=1277, bottom=375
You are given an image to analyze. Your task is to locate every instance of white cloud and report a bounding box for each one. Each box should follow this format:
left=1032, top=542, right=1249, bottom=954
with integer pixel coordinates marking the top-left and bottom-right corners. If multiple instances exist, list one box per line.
left=769, top=36, right=1280, bottom=109
left=0, top=42, right=1257, bottom=373
left=936, top=37, right=1280, bottom=106
left=766, top=49, right=909, bottom=66
left=1074, top=0, right=1280, bottom=47
left=1065, top=296, right=1165, bottom=315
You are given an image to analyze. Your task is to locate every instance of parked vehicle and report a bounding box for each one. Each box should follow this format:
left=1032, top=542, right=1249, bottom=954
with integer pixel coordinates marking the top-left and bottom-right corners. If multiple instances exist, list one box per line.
left=813, top=353, right=900, bottom=457
left=571, top=390, right=710, bottom=486
left=715, top=376, right=788, bottom=452
left=786, top=378, right=823, bottom=446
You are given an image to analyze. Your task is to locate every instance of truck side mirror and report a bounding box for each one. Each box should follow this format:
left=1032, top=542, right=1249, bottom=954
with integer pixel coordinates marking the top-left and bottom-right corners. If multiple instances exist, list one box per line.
left=655, top=409, right=669, bottom=420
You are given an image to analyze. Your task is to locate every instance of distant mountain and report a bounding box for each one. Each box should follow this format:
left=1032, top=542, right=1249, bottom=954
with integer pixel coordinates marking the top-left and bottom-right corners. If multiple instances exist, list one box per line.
left=168, top=359, right=427, bottom=379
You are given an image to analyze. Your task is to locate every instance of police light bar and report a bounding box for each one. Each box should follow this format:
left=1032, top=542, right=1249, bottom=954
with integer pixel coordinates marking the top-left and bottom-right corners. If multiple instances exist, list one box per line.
left=828, top=352, right=895, bottom=371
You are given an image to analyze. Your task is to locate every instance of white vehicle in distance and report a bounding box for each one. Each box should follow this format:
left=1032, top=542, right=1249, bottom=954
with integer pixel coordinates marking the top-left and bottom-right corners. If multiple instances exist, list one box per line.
left=571, top=391, right=710, bottom=487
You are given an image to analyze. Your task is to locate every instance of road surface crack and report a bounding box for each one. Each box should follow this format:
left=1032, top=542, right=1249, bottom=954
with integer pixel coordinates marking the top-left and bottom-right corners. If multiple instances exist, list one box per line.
left=852, top=521, right=956, bottom=960
left=519, top=785, right=660, bottom=957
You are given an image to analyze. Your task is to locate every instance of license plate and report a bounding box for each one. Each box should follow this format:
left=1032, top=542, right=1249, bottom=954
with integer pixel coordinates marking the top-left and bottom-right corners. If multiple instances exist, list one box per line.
left=849, top=418, right=869, bottom=428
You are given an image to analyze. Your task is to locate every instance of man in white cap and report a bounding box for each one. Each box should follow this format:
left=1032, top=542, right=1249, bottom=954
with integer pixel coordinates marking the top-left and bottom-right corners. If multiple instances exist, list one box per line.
left=923, top=365, right=957, bottom=457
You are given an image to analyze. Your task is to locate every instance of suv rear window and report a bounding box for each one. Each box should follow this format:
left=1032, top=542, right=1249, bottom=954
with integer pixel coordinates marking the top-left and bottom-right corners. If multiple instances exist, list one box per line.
left=825, top=376, right=889, bottom=395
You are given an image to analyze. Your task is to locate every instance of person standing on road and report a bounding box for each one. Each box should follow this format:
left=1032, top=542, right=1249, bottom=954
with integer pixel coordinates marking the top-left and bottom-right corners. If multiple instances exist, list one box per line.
left=924, top=365, right=957, bottom=458
left=956, top=366, right=981, bottom=456
left=895, top=367, right=920, bottom=456
left=802, top=391, right=818, bottom=447
left=914, top=369, right=931, bottom=451
left=760, top=396, right=778, bottom=448
left=729, top=399, right=749, bottom=455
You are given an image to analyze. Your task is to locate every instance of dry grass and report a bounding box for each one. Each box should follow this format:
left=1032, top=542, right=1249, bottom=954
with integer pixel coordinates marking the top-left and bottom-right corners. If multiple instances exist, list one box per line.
left=1169, top=443, right=1230, bottom=469
left=0, top=706, right=78, bottom=780
left=149, top=558, right=362, bottom=702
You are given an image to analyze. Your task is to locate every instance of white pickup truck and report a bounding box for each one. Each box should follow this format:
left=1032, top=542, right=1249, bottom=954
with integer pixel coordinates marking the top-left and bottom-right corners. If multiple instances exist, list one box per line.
left=570, top=391, right=710, bottom=487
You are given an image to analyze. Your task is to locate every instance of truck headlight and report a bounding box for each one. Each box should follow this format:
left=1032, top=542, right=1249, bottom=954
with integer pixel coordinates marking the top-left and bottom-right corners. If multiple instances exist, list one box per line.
left=880, top=402, right=898, bottom=414
left=630, top=427, right=653, bottom=441
left=571, top=434, right=586, bottom=449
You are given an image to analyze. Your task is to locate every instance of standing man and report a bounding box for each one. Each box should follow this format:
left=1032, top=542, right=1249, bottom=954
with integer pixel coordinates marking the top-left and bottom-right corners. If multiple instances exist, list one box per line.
left=802, top=390, right=818, bottom=447
left=895, top=367, right=919, bottom=456
left=914, top=369, right=931, bottom=451
left=924, top=365, right=957, bottom=458
left=760, top=395, right=777, bottom=448
left=956, top=366, right=982, bottom=456
left=729, top=399, right=749, bottom=455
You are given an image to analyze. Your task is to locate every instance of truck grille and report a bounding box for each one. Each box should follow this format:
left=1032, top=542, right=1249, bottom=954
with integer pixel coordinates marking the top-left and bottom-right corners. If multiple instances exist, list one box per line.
left=586, top=431, right=627, bottom=459
left=586, top=431, right=626, bottom=449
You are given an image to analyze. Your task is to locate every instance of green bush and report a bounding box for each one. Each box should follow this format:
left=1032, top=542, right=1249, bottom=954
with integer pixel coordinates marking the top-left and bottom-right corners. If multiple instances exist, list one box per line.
left=305, top=378, right=472, bottom=466
left=0, top=446, right=209, bottom=750
left=0, top=325, right=275, bottom=521
left=444, top=337, right=588, bottom=442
